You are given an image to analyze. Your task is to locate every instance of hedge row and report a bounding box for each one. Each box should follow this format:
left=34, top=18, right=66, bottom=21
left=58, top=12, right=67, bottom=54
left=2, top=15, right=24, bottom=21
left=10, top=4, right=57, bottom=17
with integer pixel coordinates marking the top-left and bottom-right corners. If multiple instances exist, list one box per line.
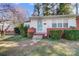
left=64, top=30, right=79, bottom=40
left=49, top=30, right=79, bottom=40
left=49, top=30, right=62, bottom=40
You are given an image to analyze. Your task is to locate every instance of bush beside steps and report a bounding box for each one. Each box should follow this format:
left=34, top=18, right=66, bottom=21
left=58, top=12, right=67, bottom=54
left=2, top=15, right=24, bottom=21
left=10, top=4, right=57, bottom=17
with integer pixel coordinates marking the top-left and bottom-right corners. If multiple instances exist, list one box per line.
left=49, top=30, right=62, bottom=40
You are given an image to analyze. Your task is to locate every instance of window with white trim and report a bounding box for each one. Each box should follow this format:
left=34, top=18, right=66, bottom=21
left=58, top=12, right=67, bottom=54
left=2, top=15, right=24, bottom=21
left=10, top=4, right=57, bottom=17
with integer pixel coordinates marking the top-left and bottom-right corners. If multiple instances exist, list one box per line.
left=58, top=23, right=62, bottom=28
left=63, top=23, right=68, bottom=28
left=52, top=23, right=57, bottom=28
left=52, top=20, right=68, bottom=28
left=63, top=20, right=68, bottom=28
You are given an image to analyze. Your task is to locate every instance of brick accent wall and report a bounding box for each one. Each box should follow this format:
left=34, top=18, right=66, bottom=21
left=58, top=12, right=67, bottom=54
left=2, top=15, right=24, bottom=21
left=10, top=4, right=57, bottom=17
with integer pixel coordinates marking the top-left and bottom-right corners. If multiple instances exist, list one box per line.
left=47, top=16, right=79, bottom=31
left=76, top=16, right=79, bottom=30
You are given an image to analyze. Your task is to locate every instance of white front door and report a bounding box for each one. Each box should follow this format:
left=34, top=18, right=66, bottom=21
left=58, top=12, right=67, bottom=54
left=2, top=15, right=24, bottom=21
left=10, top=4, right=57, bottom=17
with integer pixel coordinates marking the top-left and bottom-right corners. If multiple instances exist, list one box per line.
left=37, top=20, right=43, bottom=33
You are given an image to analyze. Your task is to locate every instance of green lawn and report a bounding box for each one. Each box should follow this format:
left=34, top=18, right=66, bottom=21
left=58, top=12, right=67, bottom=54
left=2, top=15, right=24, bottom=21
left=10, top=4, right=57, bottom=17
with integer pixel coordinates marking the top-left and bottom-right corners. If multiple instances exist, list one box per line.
left=0, top=35, right=79, bottom=56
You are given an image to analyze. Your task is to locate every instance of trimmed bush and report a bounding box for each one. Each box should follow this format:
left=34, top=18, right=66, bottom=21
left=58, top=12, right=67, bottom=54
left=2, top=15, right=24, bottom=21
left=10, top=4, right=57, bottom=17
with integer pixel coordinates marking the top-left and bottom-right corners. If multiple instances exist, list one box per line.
left=64, top=30, right=79, bottom=40
left=49, top=30, right=62, bottom=40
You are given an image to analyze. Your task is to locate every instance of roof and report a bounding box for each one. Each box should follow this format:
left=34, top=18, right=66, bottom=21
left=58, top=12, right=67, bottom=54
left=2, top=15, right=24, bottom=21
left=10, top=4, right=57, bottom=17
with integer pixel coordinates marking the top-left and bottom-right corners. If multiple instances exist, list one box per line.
left=30, top=15, right=77, bottom=20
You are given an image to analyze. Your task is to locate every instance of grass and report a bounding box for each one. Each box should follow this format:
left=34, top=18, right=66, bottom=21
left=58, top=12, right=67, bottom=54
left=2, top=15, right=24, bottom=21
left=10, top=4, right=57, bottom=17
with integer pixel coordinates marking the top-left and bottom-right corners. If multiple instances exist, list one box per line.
left=0, top=35, right=79, bottom=56
left=4, top=35, right=29, bottom=41
left=0, top=35, right=13, bottom=40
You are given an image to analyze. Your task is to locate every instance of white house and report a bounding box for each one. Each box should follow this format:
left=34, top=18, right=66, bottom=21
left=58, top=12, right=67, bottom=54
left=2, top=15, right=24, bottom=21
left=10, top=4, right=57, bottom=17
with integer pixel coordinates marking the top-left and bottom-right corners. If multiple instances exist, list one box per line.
left=28, top=15, right=79, bottom=36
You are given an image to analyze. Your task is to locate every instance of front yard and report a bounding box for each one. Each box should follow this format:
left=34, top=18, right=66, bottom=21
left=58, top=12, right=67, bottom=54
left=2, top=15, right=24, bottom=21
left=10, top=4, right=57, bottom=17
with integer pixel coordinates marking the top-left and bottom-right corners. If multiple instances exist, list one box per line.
left=0, top=35, right=79, bottom=56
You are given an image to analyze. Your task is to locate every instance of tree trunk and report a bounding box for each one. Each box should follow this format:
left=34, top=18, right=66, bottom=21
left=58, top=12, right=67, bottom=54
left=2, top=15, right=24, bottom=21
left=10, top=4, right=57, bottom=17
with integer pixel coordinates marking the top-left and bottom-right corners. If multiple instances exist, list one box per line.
left=1, top=22, right=5, bottom=37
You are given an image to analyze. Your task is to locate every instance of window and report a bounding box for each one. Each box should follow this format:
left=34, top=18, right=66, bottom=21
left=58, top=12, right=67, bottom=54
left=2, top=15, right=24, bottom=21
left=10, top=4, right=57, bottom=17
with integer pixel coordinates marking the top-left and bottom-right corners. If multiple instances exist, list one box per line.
left=52, top=20, right=68, bottom=28
left=58, top=23, right=62, bottom=28
left=52, top=23, right=57, bottom=28
left=63, top=23, right=68, bottom=28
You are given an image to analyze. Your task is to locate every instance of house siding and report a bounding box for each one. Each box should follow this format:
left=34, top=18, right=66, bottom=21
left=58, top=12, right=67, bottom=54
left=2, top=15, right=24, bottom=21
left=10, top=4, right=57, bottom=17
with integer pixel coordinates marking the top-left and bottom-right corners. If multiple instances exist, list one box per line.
left=30, top=19, right=37, bottom=29
left=42, top=19, right=52, bottom=33
left=68, top=18, right=76, bottom=28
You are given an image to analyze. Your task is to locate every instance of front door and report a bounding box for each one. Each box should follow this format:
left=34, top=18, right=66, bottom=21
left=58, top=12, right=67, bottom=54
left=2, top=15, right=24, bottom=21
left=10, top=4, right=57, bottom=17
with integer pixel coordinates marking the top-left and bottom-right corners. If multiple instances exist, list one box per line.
left=37, top=20, right=43, bottom=33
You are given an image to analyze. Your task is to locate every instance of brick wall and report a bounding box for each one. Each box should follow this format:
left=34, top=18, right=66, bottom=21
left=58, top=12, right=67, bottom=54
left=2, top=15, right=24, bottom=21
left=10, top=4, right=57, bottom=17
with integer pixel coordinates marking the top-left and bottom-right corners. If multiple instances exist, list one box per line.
left=47, top=16, right=79, bottom=31
left=76, top=16, right=79, bottom=30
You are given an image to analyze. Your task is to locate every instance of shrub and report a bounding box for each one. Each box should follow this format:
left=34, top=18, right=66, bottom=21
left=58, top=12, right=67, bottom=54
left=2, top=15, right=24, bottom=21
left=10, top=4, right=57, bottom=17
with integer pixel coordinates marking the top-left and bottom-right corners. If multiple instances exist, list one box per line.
left=14, top=27, right=20, bottom=35
left=49, top=30, right=62, bottom=40
left=19, top=24, right=29, bottom=37
left=64, top=30, right=79, bottom=40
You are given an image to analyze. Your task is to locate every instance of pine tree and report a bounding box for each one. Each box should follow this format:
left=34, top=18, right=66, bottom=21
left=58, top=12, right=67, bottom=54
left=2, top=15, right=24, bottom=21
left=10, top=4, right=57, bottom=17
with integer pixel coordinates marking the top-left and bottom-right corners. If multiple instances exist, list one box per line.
left=57, top=3, right=72, bottom=15
left=33, top=3, right=72, bottom=16
left=33, top=3, right=57, bottom=16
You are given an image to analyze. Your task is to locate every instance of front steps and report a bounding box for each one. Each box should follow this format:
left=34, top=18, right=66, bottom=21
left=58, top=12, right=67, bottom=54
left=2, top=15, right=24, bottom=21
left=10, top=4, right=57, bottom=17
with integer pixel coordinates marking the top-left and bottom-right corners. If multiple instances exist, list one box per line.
left=32, top=34, right=43, bottom=39
left=32, top=34, right=43, bottom=42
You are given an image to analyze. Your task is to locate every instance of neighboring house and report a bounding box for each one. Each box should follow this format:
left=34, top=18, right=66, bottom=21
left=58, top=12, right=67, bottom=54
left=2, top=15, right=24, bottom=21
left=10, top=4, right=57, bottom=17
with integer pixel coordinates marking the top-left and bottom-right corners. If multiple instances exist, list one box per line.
left=29, top=15, right=79, bottom=36
left=24, top=20, right=30, bottom=27
left=0, top=20, right=15, bottom=34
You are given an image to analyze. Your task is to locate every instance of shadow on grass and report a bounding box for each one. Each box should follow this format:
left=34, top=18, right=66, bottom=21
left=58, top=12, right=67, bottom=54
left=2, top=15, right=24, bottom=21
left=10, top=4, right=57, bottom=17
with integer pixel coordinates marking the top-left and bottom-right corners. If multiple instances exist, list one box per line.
left=3, top=35, right=29, bottom=42
left=74, top=48, right=79, bottom=56
left=0, top=36, right=78, bottom=56
left=0, top=47, right=13, bottom=56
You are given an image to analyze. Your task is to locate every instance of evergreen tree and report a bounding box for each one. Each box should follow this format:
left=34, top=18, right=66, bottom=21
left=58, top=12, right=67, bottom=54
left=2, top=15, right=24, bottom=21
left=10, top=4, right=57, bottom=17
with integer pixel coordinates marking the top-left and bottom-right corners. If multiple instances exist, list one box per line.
left=33, top=3, right=57, bottom=16
left=42, top=3, right=51, bottom=16
left=33, top=3, right=72, bottom=16
left=57, top=3, right=72, bottom=15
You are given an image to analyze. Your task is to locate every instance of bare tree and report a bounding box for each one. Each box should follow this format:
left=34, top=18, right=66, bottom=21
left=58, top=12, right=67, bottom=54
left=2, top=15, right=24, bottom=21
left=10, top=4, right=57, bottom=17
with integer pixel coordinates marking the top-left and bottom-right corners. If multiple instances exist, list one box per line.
left=0, top=3, right=28, bottom=37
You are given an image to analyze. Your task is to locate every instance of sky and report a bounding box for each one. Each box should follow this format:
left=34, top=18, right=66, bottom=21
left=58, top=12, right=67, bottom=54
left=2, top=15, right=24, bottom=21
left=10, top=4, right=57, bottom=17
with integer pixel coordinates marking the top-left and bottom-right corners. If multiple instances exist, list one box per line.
left=17, top=3, right=34, bottom=17
left=16, top=3, right=78, bottom=17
